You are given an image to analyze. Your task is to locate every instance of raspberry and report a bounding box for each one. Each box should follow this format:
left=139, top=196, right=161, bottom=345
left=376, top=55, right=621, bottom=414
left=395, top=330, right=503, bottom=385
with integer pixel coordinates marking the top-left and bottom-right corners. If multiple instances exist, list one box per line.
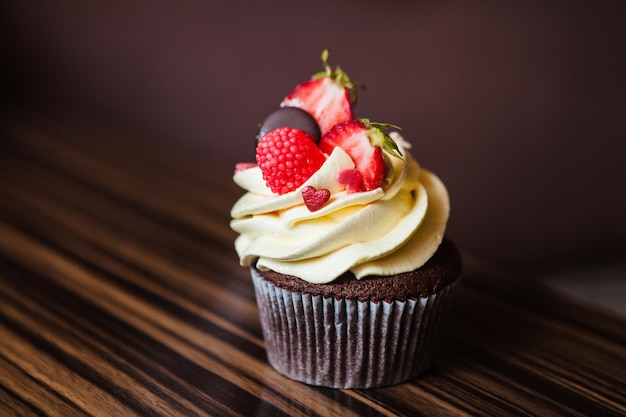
left=256, top=127, right=326, bottom=195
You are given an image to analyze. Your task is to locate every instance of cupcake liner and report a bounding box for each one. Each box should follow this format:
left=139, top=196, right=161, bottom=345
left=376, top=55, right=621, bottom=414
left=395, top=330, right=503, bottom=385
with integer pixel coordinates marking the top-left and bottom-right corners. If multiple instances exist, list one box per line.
left=251, top=267, right=459, bottom=389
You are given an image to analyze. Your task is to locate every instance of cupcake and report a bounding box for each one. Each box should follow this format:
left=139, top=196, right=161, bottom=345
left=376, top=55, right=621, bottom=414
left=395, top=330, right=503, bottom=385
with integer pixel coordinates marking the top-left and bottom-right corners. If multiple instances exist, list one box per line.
left=230, top=50, right=462, bottom=388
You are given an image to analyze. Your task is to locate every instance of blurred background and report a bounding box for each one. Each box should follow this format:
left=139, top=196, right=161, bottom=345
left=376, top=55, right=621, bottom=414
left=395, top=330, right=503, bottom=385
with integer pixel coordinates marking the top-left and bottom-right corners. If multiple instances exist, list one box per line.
left=2, top=1, right=625, bottom=311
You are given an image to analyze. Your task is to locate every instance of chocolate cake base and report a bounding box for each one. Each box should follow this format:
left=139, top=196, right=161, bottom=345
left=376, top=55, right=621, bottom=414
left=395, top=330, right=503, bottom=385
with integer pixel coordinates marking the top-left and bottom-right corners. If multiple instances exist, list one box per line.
left=250, top=238, right=463, bottom=389
left=256, top=238, right=462, bottom=302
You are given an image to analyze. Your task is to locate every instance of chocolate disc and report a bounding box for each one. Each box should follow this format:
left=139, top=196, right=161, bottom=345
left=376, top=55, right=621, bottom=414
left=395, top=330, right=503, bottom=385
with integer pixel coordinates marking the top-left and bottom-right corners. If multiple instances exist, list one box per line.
left=257, top=107, right=321, bottom=142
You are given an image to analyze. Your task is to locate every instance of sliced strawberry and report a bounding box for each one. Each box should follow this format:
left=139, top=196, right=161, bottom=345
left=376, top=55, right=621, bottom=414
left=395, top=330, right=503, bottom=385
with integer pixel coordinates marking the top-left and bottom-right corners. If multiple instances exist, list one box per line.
left=282, top=77, right=352, bottom=136
left=281, top=49, right=358, bottom=136
left=234, top=162, right=257, bottom=174
left=256, top=126, right=326, bottom=195
left=319, top=119, right=402, bottom=191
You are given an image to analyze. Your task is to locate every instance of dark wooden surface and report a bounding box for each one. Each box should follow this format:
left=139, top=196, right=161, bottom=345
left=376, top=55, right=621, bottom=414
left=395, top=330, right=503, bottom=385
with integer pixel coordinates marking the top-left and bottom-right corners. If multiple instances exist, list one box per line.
left=1, top=116, right=625, bottom=417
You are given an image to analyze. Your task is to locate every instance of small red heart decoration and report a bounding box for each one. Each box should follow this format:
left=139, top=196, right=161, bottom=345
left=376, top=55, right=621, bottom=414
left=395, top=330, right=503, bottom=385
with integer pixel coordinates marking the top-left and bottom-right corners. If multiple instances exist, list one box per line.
left=337, top=169, right=363, bottom=193
left=301, top=186, right=331, bottom=212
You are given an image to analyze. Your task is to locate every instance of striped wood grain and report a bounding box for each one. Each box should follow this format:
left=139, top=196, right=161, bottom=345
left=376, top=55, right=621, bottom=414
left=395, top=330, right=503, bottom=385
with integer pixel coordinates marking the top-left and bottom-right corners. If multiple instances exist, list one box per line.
left=0, top=116, right=625, bottom=416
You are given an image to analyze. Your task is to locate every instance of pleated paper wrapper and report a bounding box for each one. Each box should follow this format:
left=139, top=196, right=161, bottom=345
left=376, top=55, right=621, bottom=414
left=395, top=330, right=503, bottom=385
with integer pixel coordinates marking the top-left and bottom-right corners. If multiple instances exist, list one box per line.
left=251, top=267, right=459, bottom=389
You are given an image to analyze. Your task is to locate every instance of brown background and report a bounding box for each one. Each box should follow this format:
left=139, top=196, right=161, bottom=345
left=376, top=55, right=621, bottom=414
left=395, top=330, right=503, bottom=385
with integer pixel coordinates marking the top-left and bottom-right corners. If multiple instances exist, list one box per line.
left=3, top=0, right=625, bottom=271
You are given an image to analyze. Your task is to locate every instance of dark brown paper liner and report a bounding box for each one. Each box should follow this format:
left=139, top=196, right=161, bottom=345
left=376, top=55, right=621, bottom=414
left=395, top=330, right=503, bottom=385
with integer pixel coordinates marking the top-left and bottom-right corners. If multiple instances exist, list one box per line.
left=251, top=268, right=459, bottom=389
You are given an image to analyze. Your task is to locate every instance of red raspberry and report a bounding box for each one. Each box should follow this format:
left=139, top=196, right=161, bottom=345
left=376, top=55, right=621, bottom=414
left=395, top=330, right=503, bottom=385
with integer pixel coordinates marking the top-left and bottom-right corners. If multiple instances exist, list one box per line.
left=256, top=127, right=326, bottom=195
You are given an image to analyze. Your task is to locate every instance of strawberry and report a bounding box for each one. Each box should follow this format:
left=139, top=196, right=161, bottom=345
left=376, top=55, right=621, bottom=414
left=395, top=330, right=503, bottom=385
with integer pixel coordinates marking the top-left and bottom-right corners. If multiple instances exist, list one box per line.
left=234, top=162, right=257, bottom=174
left=256, top=126, right=326, bottom=195
left=281, top=49, right=359, bottom=136
left=319, top=119, right=402, bottom=191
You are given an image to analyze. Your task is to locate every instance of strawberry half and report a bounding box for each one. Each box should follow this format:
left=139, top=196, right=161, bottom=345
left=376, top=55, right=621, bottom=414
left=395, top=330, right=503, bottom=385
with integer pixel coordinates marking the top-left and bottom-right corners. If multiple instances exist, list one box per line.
left=281, top=49, right=359, bottom=136
left=256, top=126, right=326, bottom=195
left=319, top=119, right=402, bottom=191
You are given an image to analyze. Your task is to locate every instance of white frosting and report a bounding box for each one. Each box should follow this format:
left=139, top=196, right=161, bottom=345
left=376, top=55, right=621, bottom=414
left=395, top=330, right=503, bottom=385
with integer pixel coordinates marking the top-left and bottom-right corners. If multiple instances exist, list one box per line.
left=230, top=136, right=450, bottom=283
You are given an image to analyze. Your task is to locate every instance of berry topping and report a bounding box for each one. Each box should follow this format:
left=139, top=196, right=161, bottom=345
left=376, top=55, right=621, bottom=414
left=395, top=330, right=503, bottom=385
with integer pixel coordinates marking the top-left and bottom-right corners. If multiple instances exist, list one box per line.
left=301, top=186, right=331, bottom=212
left=319, top=119, right=402, bottom=191
left=256, top=126, right=326, bottom=195
left=336, top=168, right=364, bottom=193
left=234, top=162, right=257, bottom=174
left=257, top=107, right=321, bottom=143
left=281, top=49, right=359, bottom=136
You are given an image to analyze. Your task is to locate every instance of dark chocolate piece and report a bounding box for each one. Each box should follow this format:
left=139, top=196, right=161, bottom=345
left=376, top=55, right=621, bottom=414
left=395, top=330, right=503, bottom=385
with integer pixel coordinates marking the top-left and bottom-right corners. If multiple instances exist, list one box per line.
left=257, top=107, right=321, bottom=142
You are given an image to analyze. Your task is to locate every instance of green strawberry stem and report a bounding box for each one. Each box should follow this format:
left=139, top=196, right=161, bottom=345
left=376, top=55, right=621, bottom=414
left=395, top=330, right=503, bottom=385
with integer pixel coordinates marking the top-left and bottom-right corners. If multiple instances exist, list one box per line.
left=312, top=49, right=362, bottom=106
left=359, top=118, right=403, bottom=159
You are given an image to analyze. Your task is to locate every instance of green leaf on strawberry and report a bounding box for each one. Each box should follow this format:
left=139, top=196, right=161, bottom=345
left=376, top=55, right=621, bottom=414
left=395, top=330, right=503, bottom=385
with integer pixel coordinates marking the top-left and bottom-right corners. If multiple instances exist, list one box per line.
left=311, top=49, right=361, bottom=106
left=358, top=119, right=403, bottom=159
left=281, top=49, right=363, bottom=136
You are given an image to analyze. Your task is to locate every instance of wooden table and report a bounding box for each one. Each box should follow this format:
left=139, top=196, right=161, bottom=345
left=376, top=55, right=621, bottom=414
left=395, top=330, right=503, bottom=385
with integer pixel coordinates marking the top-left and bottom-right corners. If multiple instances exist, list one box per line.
left=1, top=115, right=625, bottom=417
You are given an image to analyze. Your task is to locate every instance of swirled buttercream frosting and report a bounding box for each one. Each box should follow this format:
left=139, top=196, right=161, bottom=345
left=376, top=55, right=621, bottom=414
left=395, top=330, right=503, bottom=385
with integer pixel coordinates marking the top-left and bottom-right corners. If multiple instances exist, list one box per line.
left=230, top=133, right=450, bottom=283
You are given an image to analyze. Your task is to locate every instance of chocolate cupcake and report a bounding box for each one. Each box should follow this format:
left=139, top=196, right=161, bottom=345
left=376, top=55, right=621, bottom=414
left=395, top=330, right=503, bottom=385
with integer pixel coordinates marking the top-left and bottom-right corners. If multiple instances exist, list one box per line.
left=231, top=50, right=462, bottom=388
left=251, top=238, right=462, bottom=388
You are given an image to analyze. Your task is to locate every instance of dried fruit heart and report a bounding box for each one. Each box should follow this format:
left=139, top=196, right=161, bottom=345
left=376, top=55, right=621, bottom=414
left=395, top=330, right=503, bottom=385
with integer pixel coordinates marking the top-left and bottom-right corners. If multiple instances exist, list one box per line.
left=301, top=186, right=331, bottom=211
left=336, top=168, right=363, bottom=193
left=256, top=126, right=326, bottom=195
left=319, top=119, right=402, bottom=191
left=281, top=49, right=358, bottom=136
